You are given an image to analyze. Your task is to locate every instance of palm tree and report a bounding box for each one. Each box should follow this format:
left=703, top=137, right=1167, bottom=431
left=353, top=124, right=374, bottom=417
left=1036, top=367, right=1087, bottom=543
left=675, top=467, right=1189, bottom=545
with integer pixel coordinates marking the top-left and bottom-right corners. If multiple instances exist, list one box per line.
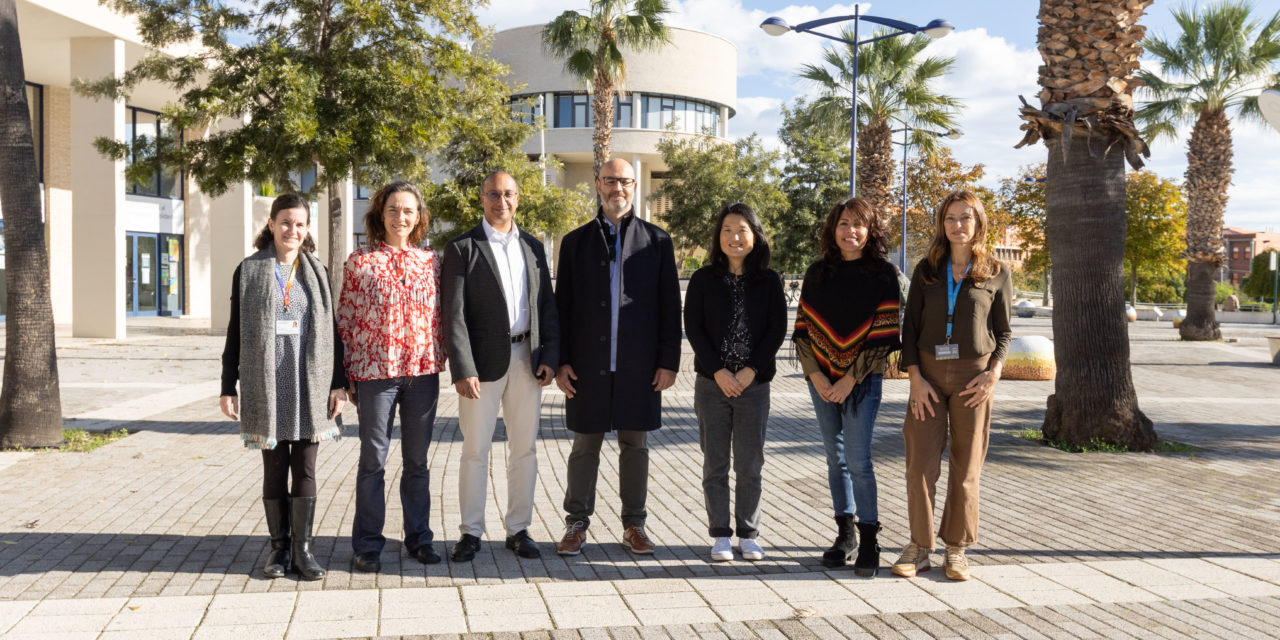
left=798, top=28, right=960, bottom=225
left=0, top=0, right=63, bottom=448
left=1137, top=2, right=1280, bottom=341
left=543, top=0, right=672, bottom=176
left=1015, top=0, right=1157, bottom=450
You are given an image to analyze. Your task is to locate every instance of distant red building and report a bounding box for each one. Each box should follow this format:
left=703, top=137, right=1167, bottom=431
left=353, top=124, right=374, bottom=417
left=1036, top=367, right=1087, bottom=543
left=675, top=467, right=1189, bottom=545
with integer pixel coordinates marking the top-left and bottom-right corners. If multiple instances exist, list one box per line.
left=1222, top=226, right=1280, bottom=286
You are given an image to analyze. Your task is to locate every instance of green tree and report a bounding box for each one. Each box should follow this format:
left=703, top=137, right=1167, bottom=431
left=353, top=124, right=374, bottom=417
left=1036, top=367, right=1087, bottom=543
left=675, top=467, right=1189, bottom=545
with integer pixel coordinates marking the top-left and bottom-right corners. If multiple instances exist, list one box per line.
left=1242, top=249, right=1279, bottom=300
left=1016, top=0, right=1155, bottom=450
left=0, top=0, right=62, bottom=448
left=997, top=165, right=1049, bottom=301
left=1123, top=171, right=1187, bottom=306
left=775, top=99, right=848, bottom=274
left=82, top=0, right=562, bottom=287
left=1137, top=2, right=1280, bottom=340
left=543, top=0, right=672, bottom=176
left=799, top=28, right=960, bottom=221
left=652, top=133, right=787, bottom=257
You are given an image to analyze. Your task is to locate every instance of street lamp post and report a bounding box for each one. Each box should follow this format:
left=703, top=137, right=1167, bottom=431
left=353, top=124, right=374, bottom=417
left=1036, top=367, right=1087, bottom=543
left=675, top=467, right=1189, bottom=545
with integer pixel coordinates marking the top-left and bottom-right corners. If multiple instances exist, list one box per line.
left=892, top=124, right=960, bottom=271
left=761, top=10, right=953, bottom=197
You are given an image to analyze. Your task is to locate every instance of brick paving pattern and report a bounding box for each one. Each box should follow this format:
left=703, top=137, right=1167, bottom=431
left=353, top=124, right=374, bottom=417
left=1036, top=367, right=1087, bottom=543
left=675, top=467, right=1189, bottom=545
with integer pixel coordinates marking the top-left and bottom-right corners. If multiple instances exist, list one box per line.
left=0, top=316, right=1278, bottom=638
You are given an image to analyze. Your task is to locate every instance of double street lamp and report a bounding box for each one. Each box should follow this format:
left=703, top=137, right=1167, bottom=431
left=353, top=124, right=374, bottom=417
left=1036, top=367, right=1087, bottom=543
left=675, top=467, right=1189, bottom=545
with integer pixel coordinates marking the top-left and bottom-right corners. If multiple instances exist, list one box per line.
left=892, top=124, right=961, bottom=271
left=760, top=8, right=953, bottom=197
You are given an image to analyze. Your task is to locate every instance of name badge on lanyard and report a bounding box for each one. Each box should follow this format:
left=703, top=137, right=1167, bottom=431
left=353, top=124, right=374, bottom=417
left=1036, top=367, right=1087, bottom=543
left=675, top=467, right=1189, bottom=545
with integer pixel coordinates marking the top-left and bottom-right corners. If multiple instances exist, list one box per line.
left=276, top=317, right=301, bottom=336
left=936, top=260, right=971, bottom=361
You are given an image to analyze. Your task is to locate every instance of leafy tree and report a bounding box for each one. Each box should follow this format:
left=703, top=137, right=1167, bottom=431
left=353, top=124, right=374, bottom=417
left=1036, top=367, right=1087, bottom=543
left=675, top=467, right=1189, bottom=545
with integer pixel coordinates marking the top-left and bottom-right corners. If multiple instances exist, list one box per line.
left=543, top=0, right=672, bottom=176
left=652, top=133, right=787, bottom=258
left=775, top=99, right=848, bottom=274
left=1016, top=0, right=1156, bottom=450
left=1242, top=249, right=1279, bottom=300
left=799, top=28, right=960, bottom=220
left=0, top=0, right=62, bottom=448
left=997, top=165, right=1049, bottom=301
left=1137, top=2, right=1280, bottom=340
left=82, top=0, right=562, bottom=287
left=902, top=147, right=988, bottom=269
left=1123, top=171, right=1186, bottom=306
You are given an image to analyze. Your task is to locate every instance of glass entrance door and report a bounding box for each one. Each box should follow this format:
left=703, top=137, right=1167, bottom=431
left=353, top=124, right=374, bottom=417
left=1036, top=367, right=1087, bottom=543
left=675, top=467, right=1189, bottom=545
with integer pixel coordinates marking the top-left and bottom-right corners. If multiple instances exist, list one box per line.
left=126, top=232, right=184, bottom=316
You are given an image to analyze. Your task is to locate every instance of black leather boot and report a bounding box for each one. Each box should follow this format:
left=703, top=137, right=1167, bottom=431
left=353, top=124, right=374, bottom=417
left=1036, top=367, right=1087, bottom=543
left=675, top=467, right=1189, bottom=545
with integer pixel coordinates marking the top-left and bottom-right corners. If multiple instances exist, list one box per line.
left=290, top=497, right=326, bottom=581
left=821, top=515, right=857, bottom=568
left=853, top=522, right=881, bottom=577
left=262, top=498, right=290, bottom=578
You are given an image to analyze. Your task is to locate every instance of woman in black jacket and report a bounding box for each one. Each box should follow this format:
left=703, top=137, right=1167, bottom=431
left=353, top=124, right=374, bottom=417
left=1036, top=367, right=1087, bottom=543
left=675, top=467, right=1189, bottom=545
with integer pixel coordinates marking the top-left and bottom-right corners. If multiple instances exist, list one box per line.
left=683, top=203, right=787, bottom=562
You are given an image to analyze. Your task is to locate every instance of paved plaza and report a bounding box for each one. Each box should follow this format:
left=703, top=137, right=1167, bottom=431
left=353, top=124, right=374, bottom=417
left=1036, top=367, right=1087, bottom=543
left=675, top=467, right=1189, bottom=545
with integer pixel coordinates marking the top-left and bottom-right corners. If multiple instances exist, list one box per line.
left=1, top=315, right=1279, bottom=639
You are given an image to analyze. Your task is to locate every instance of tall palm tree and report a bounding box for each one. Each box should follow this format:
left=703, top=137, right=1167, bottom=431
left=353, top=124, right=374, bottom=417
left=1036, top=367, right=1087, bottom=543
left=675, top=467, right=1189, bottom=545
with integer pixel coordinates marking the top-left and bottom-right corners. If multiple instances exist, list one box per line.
left=798, top=29, right=960, bottom=225
left=543, top=0, right=671, bottom=176
left=0, top=0, right=63, bottom=448
left=1015, top=0, right=1157, bottom=450
left=1137, top=1, right=1280, bottom=341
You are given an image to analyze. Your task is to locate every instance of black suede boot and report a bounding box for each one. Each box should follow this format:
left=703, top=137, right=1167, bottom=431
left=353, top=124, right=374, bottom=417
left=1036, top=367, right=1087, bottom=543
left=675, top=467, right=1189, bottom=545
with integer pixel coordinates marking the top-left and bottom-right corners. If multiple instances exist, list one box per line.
left=290, top=497, right=326, bottom=581
left=262, top=498, right=290, bottom=578
left=821, top=515, right=857, bottom=568
left=853, top=522, right=881, bottom=577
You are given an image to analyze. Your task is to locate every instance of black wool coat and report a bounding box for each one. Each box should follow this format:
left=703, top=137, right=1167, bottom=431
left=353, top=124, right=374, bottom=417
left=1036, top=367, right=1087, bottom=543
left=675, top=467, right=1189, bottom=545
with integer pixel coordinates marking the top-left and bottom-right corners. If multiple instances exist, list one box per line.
left=555, top=211, right=682, bottom=433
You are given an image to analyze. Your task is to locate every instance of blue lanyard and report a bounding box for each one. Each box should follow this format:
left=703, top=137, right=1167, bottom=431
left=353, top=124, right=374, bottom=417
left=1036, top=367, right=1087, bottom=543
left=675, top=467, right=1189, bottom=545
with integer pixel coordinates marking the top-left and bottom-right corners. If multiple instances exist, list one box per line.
left=945, top=260, right=972, bottom=343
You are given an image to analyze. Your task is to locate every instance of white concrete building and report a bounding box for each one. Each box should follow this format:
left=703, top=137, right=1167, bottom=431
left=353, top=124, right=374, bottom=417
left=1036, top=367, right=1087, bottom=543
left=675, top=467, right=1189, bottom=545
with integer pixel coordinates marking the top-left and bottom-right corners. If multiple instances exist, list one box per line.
left=488, top=24, right=737, bottom=221
left=4, top=5, right=736, bottom=339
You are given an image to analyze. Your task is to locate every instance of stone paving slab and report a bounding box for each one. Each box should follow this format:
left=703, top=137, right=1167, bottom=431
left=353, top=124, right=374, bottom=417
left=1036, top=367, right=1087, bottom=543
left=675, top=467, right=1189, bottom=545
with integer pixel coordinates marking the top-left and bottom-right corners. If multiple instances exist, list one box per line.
left=1, top=316, right=1280, bottom=639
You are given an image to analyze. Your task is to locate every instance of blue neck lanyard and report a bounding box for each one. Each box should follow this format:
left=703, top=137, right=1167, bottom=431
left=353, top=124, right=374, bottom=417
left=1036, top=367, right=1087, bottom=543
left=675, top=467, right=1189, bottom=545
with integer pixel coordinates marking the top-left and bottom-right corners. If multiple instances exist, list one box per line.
left=945, top=260, right=972, bottom=343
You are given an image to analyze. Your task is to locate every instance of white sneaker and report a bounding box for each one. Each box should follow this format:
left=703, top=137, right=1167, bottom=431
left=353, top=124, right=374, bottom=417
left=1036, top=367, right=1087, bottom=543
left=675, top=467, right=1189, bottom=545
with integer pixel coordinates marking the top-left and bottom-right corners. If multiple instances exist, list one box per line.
left=710, top=537, right=733, bottom=562
left=738, top=538, right=765, bottom=561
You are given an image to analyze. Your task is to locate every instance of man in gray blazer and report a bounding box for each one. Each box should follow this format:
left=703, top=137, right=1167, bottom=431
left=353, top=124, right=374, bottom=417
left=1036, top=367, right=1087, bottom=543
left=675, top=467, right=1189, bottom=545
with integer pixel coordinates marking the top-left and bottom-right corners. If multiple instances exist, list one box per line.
left=441, top=171, right=559, bottom=561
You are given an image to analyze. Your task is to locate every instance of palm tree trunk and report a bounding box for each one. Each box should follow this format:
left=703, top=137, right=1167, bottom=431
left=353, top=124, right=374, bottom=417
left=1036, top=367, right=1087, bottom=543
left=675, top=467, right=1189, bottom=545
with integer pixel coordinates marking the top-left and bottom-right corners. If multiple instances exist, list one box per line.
left=0, top=0, right=63, bottom=448
left=326, top=180, right=344, bottom=293
left=1042, top=130, right=1155, bottom=450
left=1179, top=109, right=1230, bottom=341
left=856, top=117, right=894, bottom=222
left=590, top=67, right=616, bottom=177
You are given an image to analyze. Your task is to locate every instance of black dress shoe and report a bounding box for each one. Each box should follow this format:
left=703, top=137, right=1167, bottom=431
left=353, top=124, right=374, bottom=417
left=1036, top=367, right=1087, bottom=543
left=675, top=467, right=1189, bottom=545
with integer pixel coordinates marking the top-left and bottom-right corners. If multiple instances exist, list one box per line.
left=411, top=544, right=442, bottom=565
left=351, top=551, right=381, bottom=573
left=451, top=534, right=482, bottom=562
left=506, top=530, right=541, bottom=558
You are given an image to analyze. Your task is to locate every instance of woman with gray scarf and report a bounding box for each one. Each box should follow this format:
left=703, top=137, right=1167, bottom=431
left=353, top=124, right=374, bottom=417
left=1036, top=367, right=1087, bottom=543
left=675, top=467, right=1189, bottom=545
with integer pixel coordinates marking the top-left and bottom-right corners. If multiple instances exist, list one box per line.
left=219, top=193, right=348, bottom=581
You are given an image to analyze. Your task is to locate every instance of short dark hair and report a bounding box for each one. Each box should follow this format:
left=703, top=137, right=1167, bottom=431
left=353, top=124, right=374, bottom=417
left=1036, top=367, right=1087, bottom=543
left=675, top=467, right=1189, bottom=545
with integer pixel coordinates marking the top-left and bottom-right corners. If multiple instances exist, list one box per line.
left=253, top=193, right=316, bottom=252
left=707, top=202, right=771, bottom=280
left=363, top=181, right=429, bottom=247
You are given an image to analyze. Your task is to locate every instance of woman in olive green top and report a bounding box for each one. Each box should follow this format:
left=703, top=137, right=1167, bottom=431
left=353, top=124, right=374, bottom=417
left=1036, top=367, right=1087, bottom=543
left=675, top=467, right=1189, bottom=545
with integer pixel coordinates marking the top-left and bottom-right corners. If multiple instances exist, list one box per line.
left=891, top=190, right=1011, bottom=582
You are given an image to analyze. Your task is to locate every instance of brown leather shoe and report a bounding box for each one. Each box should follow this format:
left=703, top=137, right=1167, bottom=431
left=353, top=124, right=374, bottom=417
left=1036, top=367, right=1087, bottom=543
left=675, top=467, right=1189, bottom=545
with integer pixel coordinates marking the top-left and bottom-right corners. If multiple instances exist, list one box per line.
left=556, top=521, right=588, bottom=556
left=621, top=525, right=655, bottom=554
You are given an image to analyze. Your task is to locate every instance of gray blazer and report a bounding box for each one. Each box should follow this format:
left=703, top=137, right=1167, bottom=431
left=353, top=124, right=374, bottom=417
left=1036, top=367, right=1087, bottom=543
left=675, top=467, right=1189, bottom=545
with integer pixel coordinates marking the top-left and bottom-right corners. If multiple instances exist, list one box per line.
left=441, top=223, right=560, bottom=383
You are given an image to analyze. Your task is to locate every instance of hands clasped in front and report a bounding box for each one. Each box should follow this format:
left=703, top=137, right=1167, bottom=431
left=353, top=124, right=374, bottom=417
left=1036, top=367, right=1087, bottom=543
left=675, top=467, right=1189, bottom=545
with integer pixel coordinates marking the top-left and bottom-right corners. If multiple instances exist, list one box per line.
left=906, top=370, right=999, bottom=421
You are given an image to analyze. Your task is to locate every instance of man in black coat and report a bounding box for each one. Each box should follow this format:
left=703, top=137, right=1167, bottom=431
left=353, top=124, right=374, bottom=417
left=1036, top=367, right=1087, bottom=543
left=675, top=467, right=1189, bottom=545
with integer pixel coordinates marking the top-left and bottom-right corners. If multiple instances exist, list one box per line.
left=554, top=158, right=682, bottom=556
left=442, top=171, right=559, bottom=562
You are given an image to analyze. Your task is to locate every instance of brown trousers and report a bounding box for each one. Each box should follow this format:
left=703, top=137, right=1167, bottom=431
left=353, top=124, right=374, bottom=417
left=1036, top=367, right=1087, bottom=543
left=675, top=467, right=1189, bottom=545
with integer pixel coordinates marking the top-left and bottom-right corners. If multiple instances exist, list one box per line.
left=903, top=352, right=992, bottom=550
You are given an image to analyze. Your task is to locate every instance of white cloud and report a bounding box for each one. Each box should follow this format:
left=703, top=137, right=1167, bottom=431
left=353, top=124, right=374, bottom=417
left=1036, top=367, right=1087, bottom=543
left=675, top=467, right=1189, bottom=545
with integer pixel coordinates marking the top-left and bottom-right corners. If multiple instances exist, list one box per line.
left=729, top=96, right=786, bottom=150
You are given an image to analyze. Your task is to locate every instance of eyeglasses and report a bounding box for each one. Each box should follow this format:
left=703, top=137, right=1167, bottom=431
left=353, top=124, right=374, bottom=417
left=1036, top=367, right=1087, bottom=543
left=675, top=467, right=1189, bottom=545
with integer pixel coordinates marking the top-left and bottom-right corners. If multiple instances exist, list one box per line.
left=484, top=190, right=519, bottom=201
left=598, top=177, right=635, bottom=188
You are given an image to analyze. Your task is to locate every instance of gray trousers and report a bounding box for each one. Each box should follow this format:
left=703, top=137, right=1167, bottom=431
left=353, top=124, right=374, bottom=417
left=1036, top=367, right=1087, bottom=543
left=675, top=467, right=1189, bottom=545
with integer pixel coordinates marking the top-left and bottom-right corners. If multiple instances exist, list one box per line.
left=563, top=429, right=649, bottom=529
left=694, top=376, right=769, bottom=539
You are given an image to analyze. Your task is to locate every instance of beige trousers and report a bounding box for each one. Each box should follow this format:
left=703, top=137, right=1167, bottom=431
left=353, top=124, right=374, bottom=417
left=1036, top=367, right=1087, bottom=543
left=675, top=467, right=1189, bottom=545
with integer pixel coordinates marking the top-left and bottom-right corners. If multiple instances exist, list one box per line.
left=457, top=343, right=542, bottom=538
left=902, top=352, right=992, bottom=550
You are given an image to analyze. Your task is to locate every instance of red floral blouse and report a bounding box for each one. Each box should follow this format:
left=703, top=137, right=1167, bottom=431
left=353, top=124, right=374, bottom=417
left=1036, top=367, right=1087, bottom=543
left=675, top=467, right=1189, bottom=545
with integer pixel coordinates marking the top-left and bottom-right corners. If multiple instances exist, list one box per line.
left=337, top=243, right=446, bottom=382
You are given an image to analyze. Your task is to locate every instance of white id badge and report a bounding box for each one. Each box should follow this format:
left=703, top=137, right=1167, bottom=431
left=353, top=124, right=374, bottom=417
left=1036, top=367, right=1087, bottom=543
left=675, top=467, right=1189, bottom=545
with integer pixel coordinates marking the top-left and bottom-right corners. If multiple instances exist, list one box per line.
left=935, top=343, right=959, bottom=360
left=275, top=318, right=301, bottom=336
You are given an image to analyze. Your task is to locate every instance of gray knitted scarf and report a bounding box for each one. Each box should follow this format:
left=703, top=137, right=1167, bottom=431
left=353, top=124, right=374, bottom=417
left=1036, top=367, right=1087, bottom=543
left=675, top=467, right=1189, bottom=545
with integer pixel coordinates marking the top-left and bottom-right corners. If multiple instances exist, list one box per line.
left=238, top=247, right=339, bottom=449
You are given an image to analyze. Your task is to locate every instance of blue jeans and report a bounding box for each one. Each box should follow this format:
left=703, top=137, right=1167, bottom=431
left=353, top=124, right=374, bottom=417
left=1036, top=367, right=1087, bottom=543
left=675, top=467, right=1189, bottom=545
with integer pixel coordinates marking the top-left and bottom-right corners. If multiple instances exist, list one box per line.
left=353, top=374, right=439, bottom=555
left=808, top=374, right=882, bottom=524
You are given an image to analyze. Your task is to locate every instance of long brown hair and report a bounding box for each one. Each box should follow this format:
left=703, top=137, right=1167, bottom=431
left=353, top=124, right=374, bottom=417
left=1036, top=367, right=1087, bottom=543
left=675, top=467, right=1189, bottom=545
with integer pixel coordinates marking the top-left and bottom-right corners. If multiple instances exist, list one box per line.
left=814, top=197, right=889, bottom=281
left=920, top=190, right=1000, bottom=284
left=364, top=181, right=430, bottom=247
left=253, top=193, right=317, bottom=253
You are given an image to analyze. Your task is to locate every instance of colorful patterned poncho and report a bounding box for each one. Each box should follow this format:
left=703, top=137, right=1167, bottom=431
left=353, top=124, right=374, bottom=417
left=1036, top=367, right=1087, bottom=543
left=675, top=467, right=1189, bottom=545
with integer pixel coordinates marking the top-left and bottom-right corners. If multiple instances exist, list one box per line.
left=793, top=257, right=902, bottom=384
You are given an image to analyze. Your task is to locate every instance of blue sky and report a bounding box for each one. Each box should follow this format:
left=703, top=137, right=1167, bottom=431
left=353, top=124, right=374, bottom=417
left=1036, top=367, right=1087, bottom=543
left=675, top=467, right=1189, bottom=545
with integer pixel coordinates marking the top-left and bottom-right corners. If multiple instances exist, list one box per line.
left=477, top=1, right=1280, bottom=231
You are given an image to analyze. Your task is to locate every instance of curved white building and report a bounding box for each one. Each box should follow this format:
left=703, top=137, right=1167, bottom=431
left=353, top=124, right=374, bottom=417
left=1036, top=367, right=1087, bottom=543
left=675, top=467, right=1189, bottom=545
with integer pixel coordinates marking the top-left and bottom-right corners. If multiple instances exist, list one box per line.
left=489, top=24, right=738, bottom=220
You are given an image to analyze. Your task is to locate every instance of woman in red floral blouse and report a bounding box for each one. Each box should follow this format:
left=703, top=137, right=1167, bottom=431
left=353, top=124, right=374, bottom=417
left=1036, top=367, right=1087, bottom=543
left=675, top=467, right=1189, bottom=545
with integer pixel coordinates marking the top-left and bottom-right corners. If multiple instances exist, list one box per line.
left=338, top=180, right=446, bottom=573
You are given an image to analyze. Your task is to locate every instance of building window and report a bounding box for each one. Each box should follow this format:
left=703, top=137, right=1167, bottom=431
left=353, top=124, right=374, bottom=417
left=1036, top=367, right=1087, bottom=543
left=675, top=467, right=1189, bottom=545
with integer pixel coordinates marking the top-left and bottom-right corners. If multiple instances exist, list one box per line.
left=547, top=93, right=637, bottom=129
left=508, top=96, right=542, bottom=126
left=615, top=95, right=632, bottom=128
left=642, top=94, right=721, bottom=134
left=125, top=106, right=182, bottom=199
left=25, top=82, right=43, bottom=184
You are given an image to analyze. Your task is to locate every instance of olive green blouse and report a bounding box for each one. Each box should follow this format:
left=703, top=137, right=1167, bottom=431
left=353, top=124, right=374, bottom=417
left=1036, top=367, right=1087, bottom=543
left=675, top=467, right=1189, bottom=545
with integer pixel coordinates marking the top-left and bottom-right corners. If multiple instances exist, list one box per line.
left=900, top=259, right=1013, bottom=369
